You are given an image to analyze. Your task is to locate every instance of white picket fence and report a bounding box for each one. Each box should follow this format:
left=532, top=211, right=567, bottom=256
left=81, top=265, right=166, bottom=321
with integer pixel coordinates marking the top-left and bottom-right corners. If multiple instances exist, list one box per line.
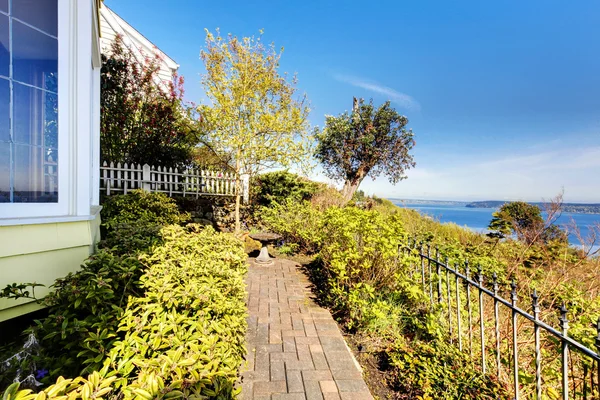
left=100, top=161, right=249, bottom=202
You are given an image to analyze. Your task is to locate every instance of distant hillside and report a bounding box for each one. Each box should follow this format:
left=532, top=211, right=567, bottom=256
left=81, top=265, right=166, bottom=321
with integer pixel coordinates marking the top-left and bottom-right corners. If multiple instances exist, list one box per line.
left=390, top=199, right=468, bottom=206
left=466, top=201, right=600, bottom=214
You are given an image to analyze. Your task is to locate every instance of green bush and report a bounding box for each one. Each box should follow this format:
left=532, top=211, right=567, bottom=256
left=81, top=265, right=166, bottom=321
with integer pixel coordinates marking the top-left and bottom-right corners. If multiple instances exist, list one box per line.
left=317, top=207, right=408, bottom=323
left=3, top=225, right=248, bottom=400
left=252, top=171, right=321, bottom=207
left=386, top=338, right=509, bottom=399
left=260, top=199, right=510, bottom=398
left=259, top=200, right=324, bottom=253
left=101, top=190, right=189, bottom=235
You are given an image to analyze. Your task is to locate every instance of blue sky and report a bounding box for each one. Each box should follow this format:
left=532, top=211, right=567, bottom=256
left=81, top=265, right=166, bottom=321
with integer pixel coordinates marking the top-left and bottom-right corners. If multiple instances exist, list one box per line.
left=105, top=0, right=600, bottom=202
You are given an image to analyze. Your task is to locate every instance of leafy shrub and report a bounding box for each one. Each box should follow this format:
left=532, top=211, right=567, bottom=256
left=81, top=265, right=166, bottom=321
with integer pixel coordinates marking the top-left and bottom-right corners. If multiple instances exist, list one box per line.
left=252, top=171, right=321, bottom=207
left=0, top=249, right=146, bottom=389
left=3, top=225, right=248, bottom=400
left=386, top=338, right=509, bottom=399
left=98, top=221, right=164, bottom=256
left=101, top=36, right=197, bottom=167
left=259, top=200, right=324, bottom=253
left=309, top=185, right=343, bottom=210
left=261, top=199, right=511, bottom=398
left=101, top=190, right=189, bottom=234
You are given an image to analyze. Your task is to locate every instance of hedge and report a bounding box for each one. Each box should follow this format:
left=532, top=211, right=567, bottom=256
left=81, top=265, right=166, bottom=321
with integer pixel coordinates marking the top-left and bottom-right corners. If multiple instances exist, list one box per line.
left=2, top=192, right=247, bottom=400
left=3, top=224, right=247, bottom=400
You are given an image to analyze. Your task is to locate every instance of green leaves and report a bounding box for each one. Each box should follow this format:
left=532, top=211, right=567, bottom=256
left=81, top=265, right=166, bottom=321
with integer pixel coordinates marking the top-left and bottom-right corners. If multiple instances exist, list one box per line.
left=2, top=206, right=246, bottom=399
left=100, top=36, right=197, bottom=168
left=198, top=29, right=315, bottom=231
left=315, top=98, right=416, bottom=203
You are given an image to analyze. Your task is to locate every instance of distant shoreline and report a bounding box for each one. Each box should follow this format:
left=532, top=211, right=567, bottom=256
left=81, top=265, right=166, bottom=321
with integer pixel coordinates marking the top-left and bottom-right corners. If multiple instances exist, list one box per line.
left=389, top=199, right=600, bottom=215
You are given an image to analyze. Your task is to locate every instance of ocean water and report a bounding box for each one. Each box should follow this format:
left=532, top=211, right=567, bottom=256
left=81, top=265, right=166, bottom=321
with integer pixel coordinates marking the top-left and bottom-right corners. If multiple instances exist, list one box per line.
left=394, top=202, right=600, bottom=246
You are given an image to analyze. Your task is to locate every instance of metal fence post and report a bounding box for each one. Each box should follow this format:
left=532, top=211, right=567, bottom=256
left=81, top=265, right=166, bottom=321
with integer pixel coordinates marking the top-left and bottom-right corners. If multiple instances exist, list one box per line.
left=560, top=304, right=570, bottom=400
left=596, top=319, right=600, bottom=398
left=466, top=261, right=473, bottom=358
left=456, top=263, right=463, bottom=352
left=493, top=273, right=501, bottom=378
left=446, top=257, right=453, bottom=344
left=478, top=266, right=486, bottom=374
left=420, top=242, right=426, bottom=295
left=427, top=244, right=433, bottom=304
left=436, top=247, right=442, bottom=304
left=532, top=290, right=542, bottom=400
left=511, top=281, right=520, bottom=400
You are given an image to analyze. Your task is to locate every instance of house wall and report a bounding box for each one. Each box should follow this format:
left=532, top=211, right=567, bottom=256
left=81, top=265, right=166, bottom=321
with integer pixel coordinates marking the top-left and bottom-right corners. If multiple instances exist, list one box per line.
left=99, top=6, right=178, bottom=90
left=0, top=208, right=101, bottom=322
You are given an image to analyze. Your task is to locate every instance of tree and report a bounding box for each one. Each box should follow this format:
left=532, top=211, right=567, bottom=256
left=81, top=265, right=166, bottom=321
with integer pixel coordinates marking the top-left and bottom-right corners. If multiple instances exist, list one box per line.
left=488, top=201, right=543, bottom=240
left=198, top=29, right=313, bottom=233
left=315, top=98, right=416, bottom=205
left=100, top=36, right=198, bottom=167
left=487, top=201, right=567, bottom=245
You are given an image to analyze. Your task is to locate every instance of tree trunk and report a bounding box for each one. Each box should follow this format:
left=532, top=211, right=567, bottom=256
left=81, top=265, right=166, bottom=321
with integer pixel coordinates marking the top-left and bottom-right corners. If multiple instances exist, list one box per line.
left=340, top=178, right=362, bottom=205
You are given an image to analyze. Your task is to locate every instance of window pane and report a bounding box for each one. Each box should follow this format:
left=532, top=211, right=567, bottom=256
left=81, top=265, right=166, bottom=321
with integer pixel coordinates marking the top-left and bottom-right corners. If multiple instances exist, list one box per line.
left=13, top=82, right=58, bottom=148
left=0, top=141, right=8, bottom=203
left=0, top=78, right=8, bottom=142
left=12, top=20, right=58, bottom=91
left=14, top=144, right=57, bottom=203
left=13, top=0, right=58, bottom=37
left=0, top=14, right=8, bottom=77
left=0, top=0, right=6, bottom=13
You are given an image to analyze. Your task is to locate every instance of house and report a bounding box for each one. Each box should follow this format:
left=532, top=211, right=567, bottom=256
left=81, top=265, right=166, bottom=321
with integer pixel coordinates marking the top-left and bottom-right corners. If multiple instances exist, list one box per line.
left=0, top=0, right=103, bottom=322
left=99, top=5, right=179, bottom=91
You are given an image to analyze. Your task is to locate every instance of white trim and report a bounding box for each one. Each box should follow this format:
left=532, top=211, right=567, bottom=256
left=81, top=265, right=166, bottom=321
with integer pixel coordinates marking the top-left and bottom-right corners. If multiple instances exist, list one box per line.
left=0, top=206, right=101, bottom=226
left=101, top=6, right=178, bottom=70
left=75, top=0, right=91, bottom=216
left=0, top=0, right=100, bottom=221
left=91, top=68, right=100, bottom=206
left=91, top=0, right=101, bottom=68
left=0, top=0, right=70, bottom=219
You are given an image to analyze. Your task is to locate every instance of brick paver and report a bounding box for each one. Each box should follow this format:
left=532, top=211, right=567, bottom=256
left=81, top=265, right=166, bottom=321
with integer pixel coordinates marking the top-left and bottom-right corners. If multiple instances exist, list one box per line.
left=240, top=259, right=374, bottom=400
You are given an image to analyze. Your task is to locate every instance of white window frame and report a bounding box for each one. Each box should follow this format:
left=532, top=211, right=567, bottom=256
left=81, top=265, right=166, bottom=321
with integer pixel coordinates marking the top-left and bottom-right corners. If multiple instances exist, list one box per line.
left=0, top=0, right=71, bottom=219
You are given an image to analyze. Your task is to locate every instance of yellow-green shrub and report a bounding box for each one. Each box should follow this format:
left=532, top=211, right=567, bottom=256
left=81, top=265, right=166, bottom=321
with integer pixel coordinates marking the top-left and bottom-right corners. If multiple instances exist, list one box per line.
left=101, top=190, right=189, bottom=235
left=3, top=225, right=247, bottom=400
left=259, top=200, right=324, bottom=253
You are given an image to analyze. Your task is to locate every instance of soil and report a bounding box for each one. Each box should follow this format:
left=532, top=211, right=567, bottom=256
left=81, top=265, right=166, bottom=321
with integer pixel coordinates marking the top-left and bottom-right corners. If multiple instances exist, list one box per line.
left=344, top=334, right=399, bottom=400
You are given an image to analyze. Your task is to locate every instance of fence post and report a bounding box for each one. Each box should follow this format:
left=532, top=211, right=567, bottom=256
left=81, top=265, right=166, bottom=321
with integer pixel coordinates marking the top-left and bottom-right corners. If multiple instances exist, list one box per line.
left=596, top=319, right=600, bottom=397
left=511, top=281, right=520, bottom=400
left=478, top=266, right=486, bottom=374
left=466, top=261, right=473, bottom=358
left=560, top=304, right=569, bottom=400
left=446, top=257, right=453, bottom=344
left=493, top=273, right=501, bottom=378
left=420, top=242, right=426, bottom=295
left=241, top=174, right=250, bottom=204
left=427, top=245, right=433, bottom=305
left=142, top=164, right=151, bottom=192
left=532, top=290, right=542, bottom=400
left=436, top=247, right=442, bottom=304
left=456, top=263, right=462, bottom=352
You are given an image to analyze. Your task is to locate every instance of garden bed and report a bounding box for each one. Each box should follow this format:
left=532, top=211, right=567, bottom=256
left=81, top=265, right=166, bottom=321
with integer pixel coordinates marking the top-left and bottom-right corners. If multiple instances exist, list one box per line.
left=1, top=191, right=248, bottom=400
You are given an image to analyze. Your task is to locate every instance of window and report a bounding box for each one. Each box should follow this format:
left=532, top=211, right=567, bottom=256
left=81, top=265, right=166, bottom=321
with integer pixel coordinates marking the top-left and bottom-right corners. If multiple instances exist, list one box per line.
left=0, top=0, right=58, bottom=204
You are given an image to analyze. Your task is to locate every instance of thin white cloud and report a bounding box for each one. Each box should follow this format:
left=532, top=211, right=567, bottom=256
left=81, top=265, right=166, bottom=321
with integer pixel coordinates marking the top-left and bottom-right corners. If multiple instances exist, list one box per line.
left=361, top=145, right=600, bottom=203
left=333, top=73, right=421, bottom=111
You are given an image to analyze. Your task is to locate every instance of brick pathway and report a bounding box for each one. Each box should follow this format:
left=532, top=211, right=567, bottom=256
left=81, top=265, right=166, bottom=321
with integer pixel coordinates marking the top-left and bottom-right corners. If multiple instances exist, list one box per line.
left=241, top=258, right=374, bottom=400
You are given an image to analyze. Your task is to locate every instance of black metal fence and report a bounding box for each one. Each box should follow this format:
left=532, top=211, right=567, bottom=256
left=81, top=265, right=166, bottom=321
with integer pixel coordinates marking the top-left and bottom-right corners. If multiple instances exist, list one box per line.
left=405, top=238, right=600, bottom=400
